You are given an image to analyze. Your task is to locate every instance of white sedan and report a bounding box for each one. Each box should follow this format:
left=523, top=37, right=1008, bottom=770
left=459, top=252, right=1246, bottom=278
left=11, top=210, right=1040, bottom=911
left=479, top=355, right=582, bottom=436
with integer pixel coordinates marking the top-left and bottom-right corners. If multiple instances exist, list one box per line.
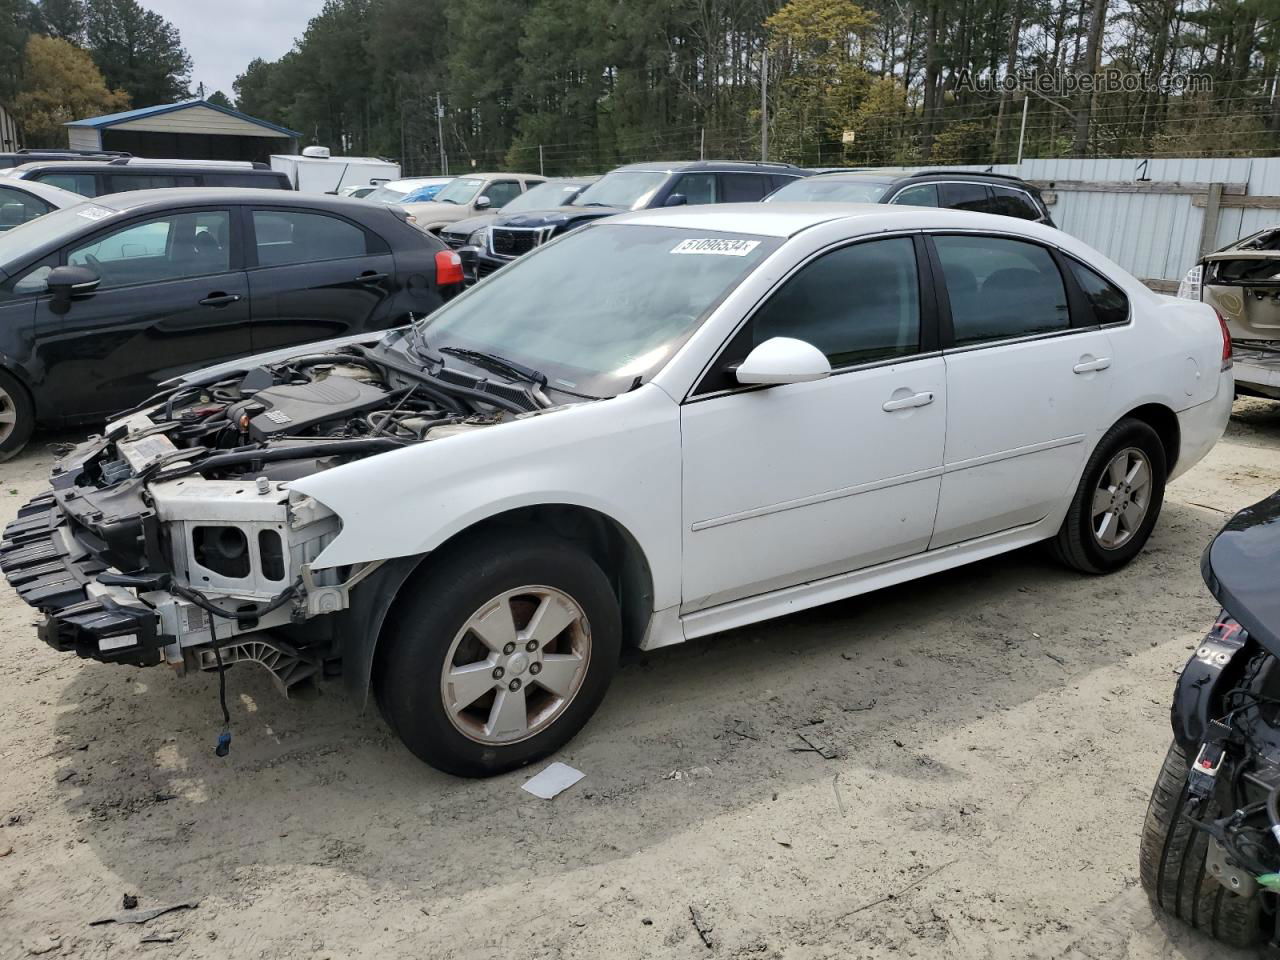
left=1, top=204, right=1233, bottom=776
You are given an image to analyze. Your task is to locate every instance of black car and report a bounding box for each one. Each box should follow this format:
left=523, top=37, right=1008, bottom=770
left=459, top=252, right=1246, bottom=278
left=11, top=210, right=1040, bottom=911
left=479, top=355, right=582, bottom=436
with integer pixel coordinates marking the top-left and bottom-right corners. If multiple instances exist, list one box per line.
left=765, top=168, right=1055, bottom=225
left=0, top=188, right=462, bottom=457
left=6, top=158, right=291, bottom=197
left=469, top=160, right=807, bottom=278
left=0, top=178, right=81, bottom=231
left=0, top=148, right=131, bottom=170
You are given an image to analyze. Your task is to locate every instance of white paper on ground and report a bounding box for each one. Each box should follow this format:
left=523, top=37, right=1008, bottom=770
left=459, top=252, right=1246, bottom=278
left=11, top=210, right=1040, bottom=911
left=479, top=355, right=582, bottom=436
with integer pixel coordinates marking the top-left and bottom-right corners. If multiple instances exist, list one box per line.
left=521, top=762, right=585, bottom=800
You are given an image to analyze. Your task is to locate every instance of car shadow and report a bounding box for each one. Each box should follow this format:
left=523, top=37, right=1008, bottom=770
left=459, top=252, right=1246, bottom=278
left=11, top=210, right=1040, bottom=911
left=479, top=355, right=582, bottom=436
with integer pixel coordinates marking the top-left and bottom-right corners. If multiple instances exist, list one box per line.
left=45, top=498, right=1231, bottom=933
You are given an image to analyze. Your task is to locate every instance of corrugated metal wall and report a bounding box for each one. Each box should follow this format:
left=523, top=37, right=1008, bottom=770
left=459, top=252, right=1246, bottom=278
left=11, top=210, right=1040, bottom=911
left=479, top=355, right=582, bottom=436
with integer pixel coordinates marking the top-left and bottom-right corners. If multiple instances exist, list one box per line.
left=911, top=156, right=1280, bottom=284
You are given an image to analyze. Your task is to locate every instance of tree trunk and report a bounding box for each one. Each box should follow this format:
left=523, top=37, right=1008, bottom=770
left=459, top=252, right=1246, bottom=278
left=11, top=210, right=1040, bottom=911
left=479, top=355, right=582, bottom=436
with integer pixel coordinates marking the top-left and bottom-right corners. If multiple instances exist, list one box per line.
left=993, top=0, right=1023, bottom=162
left=921, top=0, right=941, bottom=157
left=1072, top=0, right=1107, bottom=156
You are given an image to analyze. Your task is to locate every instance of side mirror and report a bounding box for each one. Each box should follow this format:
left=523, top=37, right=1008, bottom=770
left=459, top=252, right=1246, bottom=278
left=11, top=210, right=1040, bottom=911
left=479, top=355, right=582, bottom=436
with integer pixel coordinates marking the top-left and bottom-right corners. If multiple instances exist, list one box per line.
left=474, top=195, right=492, bottom=211
left=664, top=193, right=688, bottom=207
left=47, top=264, right=100, bottom=315
left=734, top=337, right=831, bottom=386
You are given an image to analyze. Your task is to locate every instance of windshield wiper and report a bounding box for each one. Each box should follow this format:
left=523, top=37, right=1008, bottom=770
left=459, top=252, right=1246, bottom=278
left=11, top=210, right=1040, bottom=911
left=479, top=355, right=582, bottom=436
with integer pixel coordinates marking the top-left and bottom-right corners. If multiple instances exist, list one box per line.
left=580, top=202, right=616, bottom=207
left=440, top=346, right=548, bottom=387
left=438, top=197, right=459, bottom=204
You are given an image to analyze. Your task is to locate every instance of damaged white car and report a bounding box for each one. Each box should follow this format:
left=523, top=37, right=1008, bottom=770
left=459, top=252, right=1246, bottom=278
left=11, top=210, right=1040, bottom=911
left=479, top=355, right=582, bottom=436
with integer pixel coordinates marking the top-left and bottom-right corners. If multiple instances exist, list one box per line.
left=1, top=204, right=1233, bottom=776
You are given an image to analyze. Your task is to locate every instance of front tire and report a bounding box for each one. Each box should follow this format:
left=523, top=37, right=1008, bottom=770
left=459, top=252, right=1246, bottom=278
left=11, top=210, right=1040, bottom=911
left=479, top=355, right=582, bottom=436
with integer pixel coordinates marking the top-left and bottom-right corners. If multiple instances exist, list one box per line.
left=0, top=369, right=35, bottom=463
left=1051, top=417, right=1167, bottom=573
left=375, top=534, right=621, bottom=777
left=1139, top=741, right=1265, bottom=948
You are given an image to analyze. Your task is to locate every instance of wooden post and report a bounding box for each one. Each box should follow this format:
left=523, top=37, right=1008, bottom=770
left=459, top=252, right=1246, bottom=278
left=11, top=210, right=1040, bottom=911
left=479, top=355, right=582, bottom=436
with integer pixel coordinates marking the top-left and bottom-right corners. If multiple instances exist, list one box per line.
left=1198, top=182, right=1224, bottom=257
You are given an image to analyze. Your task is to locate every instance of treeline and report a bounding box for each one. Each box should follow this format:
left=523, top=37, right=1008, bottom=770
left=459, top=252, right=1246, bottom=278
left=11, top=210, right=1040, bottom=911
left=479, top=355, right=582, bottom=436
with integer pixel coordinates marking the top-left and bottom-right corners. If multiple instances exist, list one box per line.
left=1, top=0, right=191, bottom=145
left=234, top=0, right=1280, bottom=173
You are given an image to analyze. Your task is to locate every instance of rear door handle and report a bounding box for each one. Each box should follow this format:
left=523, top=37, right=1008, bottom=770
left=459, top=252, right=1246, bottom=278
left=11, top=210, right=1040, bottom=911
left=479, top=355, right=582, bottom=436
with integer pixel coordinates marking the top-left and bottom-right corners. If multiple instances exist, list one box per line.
left=882, top=391, right=934, bottom=412
left=199, top=293, right=241, bottom=307
left=357, top=271, right=389, bottom=284
left=1073, top=357, right=1112, bottom=374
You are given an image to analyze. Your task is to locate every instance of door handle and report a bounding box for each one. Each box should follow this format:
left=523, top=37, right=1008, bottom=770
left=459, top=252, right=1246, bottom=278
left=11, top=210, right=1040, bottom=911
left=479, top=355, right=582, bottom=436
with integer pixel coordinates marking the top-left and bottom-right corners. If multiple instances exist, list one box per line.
left=199, top=293, right=241, bottom=307
left=356, top=271, right=389, bottom=284
left=882, top=391, right=934, bottom=412
left=1073, top=357, right=1112, bottom=374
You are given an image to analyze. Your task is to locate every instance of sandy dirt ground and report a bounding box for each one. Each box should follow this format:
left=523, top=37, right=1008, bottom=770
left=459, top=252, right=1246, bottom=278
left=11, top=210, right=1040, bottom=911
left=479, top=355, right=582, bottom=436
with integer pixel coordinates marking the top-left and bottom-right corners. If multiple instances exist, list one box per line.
left=2, top=402, right=1280, bottom=960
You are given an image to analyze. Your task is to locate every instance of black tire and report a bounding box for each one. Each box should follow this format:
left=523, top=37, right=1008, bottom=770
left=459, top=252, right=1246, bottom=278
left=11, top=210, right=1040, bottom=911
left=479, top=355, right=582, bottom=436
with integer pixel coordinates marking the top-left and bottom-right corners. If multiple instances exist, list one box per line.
left=0, top=368, right=35, bottom=463
left=1139, top=740, right=1265, bottom=948
left=1051, top=417, right=1167, bottom=573
left=374, top=533, right=621, bottom=777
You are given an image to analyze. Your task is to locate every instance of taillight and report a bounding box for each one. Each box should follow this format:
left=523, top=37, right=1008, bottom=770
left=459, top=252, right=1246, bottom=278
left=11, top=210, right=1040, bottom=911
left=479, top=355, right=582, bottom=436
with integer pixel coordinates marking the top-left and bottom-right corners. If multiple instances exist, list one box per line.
left=1214, top=307, right=1232, bottom=370
left=434, top=249, right=464, bottom=287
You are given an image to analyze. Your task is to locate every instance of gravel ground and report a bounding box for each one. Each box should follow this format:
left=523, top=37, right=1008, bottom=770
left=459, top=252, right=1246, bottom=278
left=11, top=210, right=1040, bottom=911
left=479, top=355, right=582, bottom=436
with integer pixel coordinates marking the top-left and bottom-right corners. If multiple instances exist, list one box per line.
left=2, top=401, right=1279, bottom=960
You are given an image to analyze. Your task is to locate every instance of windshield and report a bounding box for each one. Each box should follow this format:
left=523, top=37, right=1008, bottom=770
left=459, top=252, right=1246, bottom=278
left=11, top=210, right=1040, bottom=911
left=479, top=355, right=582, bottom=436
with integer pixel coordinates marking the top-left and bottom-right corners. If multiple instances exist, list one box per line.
left=401, top=183, right=445, bottom=203
left=572, top=171, right=668, bottom=210
left=434, top=177, right=484, bottom=205
left=766, top=178, right=891, bottom=204
left=501, top=180, right=586, bottom=213
left=0, top=200, right=117, bottom=272
left=417, top=224, right=776, bottom=397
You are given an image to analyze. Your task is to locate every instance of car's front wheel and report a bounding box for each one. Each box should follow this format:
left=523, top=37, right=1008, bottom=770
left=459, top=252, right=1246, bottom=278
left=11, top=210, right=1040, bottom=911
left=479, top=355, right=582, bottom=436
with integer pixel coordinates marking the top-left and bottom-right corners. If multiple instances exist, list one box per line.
left=1051, top=417, right=1167, bottom=573
left=375, top=534, right=621, bottom=777
left=0, top=369, right=35, bottom=463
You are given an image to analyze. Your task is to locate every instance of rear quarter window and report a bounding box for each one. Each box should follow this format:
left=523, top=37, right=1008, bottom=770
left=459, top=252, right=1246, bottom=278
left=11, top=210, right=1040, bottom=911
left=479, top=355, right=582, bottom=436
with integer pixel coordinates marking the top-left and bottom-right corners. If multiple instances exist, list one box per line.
left=1068, top=259, right=1130, bottom=325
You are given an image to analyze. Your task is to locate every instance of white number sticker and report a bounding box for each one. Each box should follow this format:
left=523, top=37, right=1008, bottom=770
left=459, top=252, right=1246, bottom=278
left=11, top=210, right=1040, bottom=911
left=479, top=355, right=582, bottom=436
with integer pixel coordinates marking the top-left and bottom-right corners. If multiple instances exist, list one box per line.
left=76, top=205, right=116, bottom=222
left=670, top=238, right=761, bottom=257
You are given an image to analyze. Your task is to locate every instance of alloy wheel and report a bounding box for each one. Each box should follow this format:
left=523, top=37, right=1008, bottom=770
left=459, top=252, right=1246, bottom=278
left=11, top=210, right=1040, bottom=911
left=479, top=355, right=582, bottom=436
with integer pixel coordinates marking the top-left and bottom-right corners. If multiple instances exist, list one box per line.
left=1091, top=447, right=1152, bottom=550
left=439, top=585, right=592, bottom=745
left=0, top=383, right=16, bottom=444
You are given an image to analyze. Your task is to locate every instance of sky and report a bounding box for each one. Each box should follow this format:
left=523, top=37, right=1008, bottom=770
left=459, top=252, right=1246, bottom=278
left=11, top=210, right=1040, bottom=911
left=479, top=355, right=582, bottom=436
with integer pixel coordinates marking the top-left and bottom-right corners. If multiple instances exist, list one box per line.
left=144, top=0, right=328, bottom=103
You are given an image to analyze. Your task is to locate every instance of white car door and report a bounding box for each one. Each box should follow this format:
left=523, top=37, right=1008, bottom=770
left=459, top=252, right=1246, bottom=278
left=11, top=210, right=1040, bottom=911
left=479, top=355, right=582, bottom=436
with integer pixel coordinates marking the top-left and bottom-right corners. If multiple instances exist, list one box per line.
left=680, top=235, right=947, bottom=613
left=927, top=233, right=1116, bottom=548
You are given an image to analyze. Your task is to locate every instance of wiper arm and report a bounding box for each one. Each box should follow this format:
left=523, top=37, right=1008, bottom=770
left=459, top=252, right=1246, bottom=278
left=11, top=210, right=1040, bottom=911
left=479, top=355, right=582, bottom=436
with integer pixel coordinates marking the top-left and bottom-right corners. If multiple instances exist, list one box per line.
left=440, top=346, right=547, bottom=387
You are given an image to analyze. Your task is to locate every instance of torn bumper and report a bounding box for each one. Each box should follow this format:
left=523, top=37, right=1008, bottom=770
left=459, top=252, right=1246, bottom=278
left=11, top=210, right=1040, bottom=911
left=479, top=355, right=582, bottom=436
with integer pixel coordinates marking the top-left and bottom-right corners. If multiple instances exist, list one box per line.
left=1, top=494, right=165, bottom=667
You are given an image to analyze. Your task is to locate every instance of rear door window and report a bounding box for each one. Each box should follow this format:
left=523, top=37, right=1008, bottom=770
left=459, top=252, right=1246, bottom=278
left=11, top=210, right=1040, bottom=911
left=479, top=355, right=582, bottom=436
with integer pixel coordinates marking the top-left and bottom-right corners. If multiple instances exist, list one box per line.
left=719, top=173, right=770, bottom=202
left=252, top=209, right=369, bottom=266
left=989, top=186, right=1043, bottom=220
left=106, top=174, right=197, bottom=193
left=933, top=235, right=1070, bottom=345
left=34, top=172, right=99, bottom=197
left=938, top=182, right=991, bottom=213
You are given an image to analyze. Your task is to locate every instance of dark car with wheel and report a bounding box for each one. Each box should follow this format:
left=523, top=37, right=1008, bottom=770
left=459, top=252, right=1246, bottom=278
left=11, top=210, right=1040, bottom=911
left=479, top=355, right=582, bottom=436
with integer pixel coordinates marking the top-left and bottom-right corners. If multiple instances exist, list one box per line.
left=0, top=188, right=462, bottom=458
left=765, top=168, right=1055, bottom=225
left=467, top=160, right=808, bottom=279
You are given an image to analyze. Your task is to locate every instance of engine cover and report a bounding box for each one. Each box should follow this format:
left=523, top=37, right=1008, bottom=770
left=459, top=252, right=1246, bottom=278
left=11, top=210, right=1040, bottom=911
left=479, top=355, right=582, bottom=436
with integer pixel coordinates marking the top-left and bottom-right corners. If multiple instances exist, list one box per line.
left=242, top=377, right=390, bottom=441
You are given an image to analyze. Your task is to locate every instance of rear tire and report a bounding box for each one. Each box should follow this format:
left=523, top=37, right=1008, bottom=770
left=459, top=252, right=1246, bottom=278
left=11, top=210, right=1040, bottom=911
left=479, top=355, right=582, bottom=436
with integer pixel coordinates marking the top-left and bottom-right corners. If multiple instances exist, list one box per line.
left=1051, top=417, right=1166, bottom=573
left=0, top=369, right=35, bottom=463
left=375, top=533, right=621, bottom=777
left=1139, top=740, right=1265, bottom=948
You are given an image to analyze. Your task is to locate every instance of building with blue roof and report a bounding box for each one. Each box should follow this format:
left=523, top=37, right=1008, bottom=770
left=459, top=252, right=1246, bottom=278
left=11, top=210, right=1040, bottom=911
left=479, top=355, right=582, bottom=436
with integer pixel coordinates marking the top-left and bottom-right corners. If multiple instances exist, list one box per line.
left=65, top=99, right=300, bottom=163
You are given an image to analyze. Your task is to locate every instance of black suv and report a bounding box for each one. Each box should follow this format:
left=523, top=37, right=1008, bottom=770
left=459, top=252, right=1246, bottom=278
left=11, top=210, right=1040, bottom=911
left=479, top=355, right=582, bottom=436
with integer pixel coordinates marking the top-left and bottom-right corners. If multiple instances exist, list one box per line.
left=6, top=158, right=291, bottom=197
left=766, top=169, right=1055, bottom=225
left=0, top=188, right=461, bottom=457
left=469, top=160, right=808, bottom=278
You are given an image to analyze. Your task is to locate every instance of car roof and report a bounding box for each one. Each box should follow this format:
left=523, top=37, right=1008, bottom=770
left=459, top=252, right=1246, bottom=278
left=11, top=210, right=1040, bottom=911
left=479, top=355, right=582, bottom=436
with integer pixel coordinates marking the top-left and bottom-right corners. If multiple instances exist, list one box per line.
left=7, top=160, right=282, bottom=175
left=387, top=177, right=451, bottom=188
left=614, top=160, right=805, bottom=175
left=802, top=167, right=1037, bottom=187
left=608, top=201, right=1039, bottom=238
left=74, top=188, right=384, bottom=214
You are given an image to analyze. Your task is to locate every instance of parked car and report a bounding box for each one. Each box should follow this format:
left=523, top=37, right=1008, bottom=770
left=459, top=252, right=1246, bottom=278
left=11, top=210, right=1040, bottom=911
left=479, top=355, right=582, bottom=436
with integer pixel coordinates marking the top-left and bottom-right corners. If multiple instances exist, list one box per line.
left=0, top=204, right=1231, bottom=776
left=0, top=188, right=463, bottom=458
left=363, top=177, right=452, bottom=206
left=339, top=184, right=380, bottom=199
left=403, top=172, right=545, bottom=233
left=1177, top=226, right=1280, bottom=402
left=470, top=160, right=806, bottom=278
left=0, top=177, right=82, bottom=231
left=0, top=148, right=131, bottom=170
left=1140, top=489, right=1280, bottom=949
left=4, top=158, right=291, bottom=196
left=765, top=168, right=1055, bottom=225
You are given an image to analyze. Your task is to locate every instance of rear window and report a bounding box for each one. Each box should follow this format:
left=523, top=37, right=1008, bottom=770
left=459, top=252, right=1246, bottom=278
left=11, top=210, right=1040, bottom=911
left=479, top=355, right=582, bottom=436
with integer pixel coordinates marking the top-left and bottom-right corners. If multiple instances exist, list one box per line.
left=1211, top=259, right=1280, bottom=283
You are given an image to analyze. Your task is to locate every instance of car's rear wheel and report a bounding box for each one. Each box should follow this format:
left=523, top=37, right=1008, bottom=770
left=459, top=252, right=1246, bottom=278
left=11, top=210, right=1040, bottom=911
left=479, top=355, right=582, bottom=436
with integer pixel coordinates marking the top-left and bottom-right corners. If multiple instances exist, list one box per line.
left=1051, top=417, right=1167, bottom=573
left=375, top=534, right=621, bottom=777
left=1139, top=741, right=1265, bottom=948
left=0, top=369, right=35, bottom=463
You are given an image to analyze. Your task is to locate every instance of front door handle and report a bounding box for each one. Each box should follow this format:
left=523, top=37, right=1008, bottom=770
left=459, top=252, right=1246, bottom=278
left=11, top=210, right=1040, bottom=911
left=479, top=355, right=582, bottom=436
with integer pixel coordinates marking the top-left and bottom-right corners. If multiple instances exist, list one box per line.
left=882, top=391, right=934, bottom=412
left=199, top=293, right=241, bottom=307
left=1073, top=357, right=1112, bottom=374
left=356, top=271, right=389, bottom=284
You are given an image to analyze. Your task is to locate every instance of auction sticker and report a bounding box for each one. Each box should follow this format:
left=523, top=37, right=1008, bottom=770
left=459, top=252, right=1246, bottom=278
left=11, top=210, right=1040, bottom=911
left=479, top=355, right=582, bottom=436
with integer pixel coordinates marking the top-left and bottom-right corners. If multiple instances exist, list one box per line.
left=670, top=238, right=761, bottom=256
left=76, top=205, right=117, bottom=222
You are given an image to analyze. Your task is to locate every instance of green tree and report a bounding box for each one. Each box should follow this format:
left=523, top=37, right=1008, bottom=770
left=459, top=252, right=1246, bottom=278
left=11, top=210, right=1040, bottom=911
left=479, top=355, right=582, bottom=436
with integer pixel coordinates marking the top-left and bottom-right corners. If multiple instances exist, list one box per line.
left=206, top=89, right=232, bottom=108
left=33, top=0, right=83, bottom=41
left=12, top=33, right=128, bottom=145
left=0, top=0, right=34, bottom=101
left=82, top=0, right=190, bottom=106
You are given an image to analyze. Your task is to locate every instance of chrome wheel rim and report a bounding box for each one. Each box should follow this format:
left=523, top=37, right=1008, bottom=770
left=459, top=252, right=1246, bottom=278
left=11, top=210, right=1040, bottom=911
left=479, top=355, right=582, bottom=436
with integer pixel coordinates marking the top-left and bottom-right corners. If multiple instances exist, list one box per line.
left=439, top=585, right=591, bottom=745
left=1091, top=447, right=1152, bottom=550
left=0, top=384, right=16, bottom=444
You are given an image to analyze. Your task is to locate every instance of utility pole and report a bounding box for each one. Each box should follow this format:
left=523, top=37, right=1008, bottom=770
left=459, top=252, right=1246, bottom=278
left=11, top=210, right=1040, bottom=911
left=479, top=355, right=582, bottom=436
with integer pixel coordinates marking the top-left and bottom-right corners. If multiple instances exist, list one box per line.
left=435, top=92, right=447, bottom=175
left=699, top=127, right=705, bottom=160
left=760, top=50, right=769, bottom=162
left=539, top=144, right=544, bottom=176
left=1016, top=93, right=1029, bottom=165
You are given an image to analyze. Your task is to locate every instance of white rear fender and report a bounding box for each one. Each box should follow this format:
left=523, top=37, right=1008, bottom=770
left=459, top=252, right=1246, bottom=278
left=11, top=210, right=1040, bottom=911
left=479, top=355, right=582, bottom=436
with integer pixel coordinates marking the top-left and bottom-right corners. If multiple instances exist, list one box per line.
left=290, top=383, right=683, bottom=609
